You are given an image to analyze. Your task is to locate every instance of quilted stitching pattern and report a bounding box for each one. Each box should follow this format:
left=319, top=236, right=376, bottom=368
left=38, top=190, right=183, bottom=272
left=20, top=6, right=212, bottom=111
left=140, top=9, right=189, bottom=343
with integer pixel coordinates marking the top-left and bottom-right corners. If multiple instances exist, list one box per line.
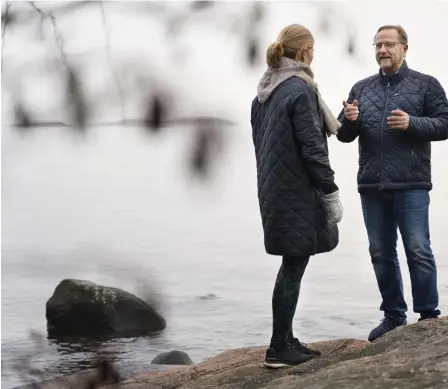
left=337, top=62, right=448, bottom=192
left=251, top=77, right=338, bottom=257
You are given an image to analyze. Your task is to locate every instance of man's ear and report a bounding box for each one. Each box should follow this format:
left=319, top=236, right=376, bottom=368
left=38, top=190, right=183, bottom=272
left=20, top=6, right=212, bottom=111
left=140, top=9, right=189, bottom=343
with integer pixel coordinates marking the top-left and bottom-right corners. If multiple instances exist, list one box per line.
left=403, top=44, right=409, bottom=55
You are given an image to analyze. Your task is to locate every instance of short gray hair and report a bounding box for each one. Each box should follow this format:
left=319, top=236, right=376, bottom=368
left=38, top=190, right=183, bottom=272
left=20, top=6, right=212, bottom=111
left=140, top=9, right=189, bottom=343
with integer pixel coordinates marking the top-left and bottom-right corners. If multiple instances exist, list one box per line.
left=375, top=25, right=408, bottom=44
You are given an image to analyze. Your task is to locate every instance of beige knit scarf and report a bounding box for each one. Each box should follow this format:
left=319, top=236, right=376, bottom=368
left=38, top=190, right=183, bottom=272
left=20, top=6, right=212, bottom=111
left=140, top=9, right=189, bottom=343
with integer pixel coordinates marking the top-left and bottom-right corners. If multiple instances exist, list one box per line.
left=257, top=57, right=341, bottom=136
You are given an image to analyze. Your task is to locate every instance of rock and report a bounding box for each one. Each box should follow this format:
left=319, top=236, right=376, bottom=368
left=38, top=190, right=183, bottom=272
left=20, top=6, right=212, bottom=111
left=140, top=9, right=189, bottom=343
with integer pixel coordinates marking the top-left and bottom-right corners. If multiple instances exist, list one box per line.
left=113, top=316, right=448, bottom=389
left=114, top=339, right=367, bottom=389
left=360, top=316, right=448, bottom=357
left=45, top=279, right=166, bottom=338
left=198, top=294, right=218, bottom=300
left=151, top=350, right=194, bottom=365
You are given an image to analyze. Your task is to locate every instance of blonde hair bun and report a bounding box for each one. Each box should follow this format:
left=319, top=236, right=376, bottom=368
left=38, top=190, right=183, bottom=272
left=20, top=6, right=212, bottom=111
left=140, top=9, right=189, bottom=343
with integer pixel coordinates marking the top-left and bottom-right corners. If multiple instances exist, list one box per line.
left=266, top=41, right=284, bottom=68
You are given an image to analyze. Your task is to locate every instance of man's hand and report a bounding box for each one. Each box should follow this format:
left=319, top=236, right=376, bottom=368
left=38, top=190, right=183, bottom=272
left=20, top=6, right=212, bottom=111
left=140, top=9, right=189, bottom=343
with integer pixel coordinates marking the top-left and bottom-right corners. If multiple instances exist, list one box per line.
left=343, top=99, right=359, bottom=121
left=387, top=109, right=410, bottom=131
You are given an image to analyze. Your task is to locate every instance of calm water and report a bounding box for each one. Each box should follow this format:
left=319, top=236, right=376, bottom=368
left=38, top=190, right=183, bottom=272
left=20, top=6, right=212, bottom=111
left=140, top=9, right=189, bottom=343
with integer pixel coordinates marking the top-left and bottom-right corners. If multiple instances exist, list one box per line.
left=2, top=122, right=448, bottom=388
left=2, top=3, right=448, bottom=388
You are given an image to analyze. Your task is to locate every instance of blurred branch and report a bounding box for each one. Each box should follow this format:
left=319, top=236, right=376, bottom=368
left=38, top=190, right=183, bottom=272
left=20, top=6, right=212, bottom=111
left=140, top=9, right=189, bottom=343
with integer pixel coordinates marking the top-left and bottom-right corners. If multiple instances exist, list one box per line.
left=2, top=1, right=360, bottom=179
left=244, top=2, right=265, bottom=66
left=13, top=102, right=32, bottom=128
left=7, top=331, right=49, bottom=386
left=66, top=65, right=88, bottom=130
left=14, top=1, right=93, bottom=25
left=29, top=1, right=89, bottom=130
left=144, top=95, right=166, bottom=132
left=1, top=2, right=12, bottom=69
left=190, top=1, right=215, bottom=11
left=99, top=1, right=125, bottom=121
left=4, top=329, right=121, bottom=388
left=189, top=124, right=224, bottom=179
left=315, top=3, right=359, bottom=58
left=29, top=1, right=68, bottom=63
left=6, top=116, right=235, bottom=129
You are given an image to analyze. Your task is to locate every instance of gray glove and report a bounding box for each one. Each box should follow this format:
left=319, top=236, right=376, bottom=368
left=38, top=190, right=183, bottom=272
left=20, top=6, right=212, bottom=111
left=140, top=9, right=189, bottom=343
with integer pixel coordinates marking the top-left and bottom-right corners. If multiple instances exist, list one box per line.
left=321, top=190, right=343, bottom=225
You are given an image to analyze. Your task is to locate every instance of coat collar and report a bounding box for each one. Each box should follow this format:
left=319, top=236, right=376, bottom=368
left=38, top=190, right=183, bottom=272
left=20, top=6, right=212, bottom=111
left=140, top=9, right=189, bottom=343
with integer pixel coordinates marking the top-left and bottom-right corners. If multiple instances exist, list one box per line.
left=379, top=60, right=409, bottom=86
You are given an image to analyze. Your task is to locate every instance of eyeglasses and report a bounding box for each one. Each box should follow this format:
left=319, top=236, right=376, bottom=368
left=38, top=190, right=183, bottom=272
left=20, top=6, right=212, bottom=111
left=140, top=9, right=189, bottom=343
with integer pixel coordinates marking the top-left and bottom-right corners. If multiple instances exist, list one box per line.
left=373, top=41, right=404, bottom=50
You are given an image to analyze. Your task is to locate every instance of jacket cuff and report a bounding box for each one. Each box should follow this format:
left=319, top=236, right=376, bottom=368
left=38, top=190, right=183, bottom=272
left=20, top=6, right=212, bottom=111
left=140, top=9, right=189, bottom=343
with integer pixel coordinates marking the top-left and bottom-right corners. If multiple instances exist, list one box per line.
left=319, top=182, right=339, bottom=195
left=407, top=115, right=419, bottom=134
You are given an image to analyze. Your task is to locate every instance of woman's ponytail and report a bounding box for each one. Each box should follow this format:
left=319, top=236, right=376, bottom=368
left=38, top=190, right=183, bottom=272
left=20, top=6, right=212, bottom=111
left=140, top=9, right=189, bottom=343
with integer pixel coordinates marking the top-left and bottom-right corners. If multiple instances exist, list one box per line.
left=266, top=41, right=284, bottom=68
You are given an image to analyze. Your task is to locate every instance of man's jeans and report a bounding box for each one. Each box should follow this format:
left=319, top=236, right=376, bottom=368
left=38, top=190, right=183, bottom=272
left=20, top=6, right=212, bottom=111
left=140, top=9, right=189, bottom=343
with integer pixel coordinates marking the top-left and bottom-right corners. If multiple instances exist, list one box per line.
left=360, top=189, right=440, bottom=320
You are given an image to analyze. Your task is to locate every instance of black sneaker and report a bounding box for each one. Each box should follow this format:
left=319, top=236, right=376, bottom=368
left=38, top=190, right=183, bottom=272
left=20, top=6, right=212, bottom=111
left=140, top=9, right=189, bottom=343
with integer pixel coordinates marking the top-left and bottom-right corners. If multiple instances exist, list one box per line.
left=368, top=317, right=406, bottom=342
left=264, top=345, right=314, bottom=368
left=290, top=338, right=321, bottom=356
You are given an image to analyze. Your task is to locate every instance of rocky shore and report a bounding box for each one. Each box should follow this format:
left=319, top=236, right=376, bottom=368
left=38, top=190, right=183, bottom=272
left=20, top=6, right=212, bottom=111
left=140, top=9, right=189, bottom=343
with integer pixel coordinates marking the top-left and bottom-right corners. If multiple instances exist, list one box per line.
left=22, top=316, right=447, bottom=389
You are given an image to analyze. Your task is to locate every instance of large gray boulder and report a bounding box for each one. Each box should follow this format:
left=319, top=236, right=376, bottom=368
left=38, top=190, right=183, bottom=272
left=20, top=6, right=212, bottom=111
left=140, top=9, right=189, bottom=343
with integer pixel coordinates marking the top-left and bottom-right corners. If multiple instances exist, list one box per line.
left=46, top=279, right=166, bottom=338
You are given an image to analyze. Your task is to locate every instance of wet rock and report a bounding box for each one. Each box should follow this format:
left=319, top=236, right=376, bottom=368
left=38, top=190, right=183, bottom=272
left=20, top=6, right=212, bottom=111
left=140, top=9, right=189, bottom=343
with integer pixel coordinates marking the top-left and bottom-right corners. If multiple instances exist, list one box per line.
left=46, top=279, right=166, bottom=338
left=151, top=350, right=194, bottom=365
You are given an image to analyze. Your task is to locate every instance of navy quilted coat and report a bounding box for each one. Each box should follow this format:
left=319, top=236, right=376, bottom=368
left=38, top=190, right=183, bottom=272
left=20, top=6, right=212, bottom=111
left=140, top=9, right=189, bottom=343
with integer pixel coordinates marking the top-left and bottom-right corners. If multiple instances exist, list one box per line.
left=337, top=61, right=448, bottom=192
left=251, top=77, right=339, bottom=257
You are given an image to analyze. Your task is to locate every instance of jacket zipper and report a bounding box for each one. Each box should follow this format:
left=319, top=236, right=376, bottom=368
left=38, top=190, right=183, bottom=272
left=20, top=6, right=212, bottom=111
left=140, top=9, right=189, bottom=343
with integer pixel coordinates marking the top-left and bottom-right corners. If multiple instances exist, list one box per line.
left=380, top=81, right=391, bottom=190
left=411, top=148, right=415, bottom=167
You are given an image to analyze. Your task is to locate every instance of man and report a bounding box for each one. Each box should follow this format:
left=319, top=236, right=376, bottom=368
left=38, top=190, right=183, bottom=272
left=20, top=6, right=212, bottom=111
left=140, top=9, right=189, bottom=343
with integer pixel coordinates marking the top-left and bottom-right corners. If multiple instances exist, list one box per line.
left=337, top=25, right=448, bottom=342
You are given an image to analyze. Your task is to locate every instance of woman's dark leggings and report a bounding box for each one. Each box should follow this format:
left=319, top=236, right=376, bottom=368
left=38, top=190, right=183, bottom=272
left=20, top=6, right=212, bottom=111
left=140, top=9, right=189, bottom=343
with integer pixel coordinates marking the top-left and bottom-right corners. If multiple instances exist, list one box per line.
left=270, top=255, right=310, bottom=351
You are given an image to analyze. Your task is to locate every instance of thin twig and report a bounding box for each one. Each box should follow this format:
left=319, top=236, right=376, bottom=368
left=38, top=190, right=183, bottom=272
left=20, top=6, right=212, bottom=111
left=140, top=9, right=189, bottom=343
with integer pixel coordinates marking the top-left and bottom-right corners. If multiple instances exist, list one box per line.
left=29, top=1, right=68, bottom=64
left=99, top=1, right=125, bottom=121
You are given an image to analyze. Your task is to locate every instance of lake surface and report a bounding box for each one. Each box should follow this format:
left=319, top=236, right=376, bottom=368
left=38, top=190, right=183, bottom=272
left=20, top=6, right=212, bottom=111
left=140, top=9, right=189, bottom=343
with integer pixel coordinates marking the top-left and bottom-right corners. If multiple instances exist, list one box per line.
left=2, top=2, right=448, bottom=388
left=2, top=121, right=448, bottom=388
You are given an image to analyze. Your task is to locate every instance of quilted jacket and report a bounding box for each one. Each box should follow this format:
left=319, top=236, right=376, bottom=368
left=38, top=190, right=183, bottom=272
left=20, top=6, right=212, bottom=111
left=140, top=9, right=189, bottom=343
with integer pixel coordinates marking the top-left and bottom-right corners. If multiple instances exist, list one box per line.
left=251, top=76, right=339, bottom=257
left=337, top=61, right=448, bottom=192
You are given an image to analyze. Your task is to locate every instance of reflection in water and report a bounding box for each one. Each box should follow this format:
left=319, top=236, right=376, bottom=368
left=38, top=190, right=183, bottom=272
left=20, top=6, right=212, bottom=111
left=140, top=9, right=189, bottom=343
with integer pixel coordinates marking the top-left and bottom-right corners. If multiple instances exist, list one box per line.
left=4, top=331, right=170, bottom=387
left=45, top=332, right=168, bottom=375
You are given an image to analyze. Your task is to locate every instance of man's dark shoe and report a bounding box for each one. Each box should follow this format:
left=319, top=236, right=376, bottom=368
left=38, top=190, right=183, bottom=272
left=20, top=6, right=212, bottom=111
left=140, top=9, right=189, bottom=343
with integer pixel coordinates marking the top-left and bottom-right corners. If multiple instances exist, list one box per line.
left=418, top=310, right=440, bottom=322
left=368, top=317, right=407, bottom=342
left=264, top=345, right=314, bottom=368
left=290, top=338, right=321, bottom=356
left=418, top=315, right=439, bottom=322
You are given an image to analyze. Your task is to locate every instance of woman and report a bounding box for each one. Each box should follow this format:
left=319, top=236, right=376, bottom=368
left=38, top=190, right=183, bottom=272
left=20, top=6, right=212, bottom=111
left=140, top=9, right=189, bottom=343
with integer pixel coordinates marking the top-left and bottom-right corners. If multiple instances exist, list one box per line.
left=250, top=24, right=343, bottom=368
